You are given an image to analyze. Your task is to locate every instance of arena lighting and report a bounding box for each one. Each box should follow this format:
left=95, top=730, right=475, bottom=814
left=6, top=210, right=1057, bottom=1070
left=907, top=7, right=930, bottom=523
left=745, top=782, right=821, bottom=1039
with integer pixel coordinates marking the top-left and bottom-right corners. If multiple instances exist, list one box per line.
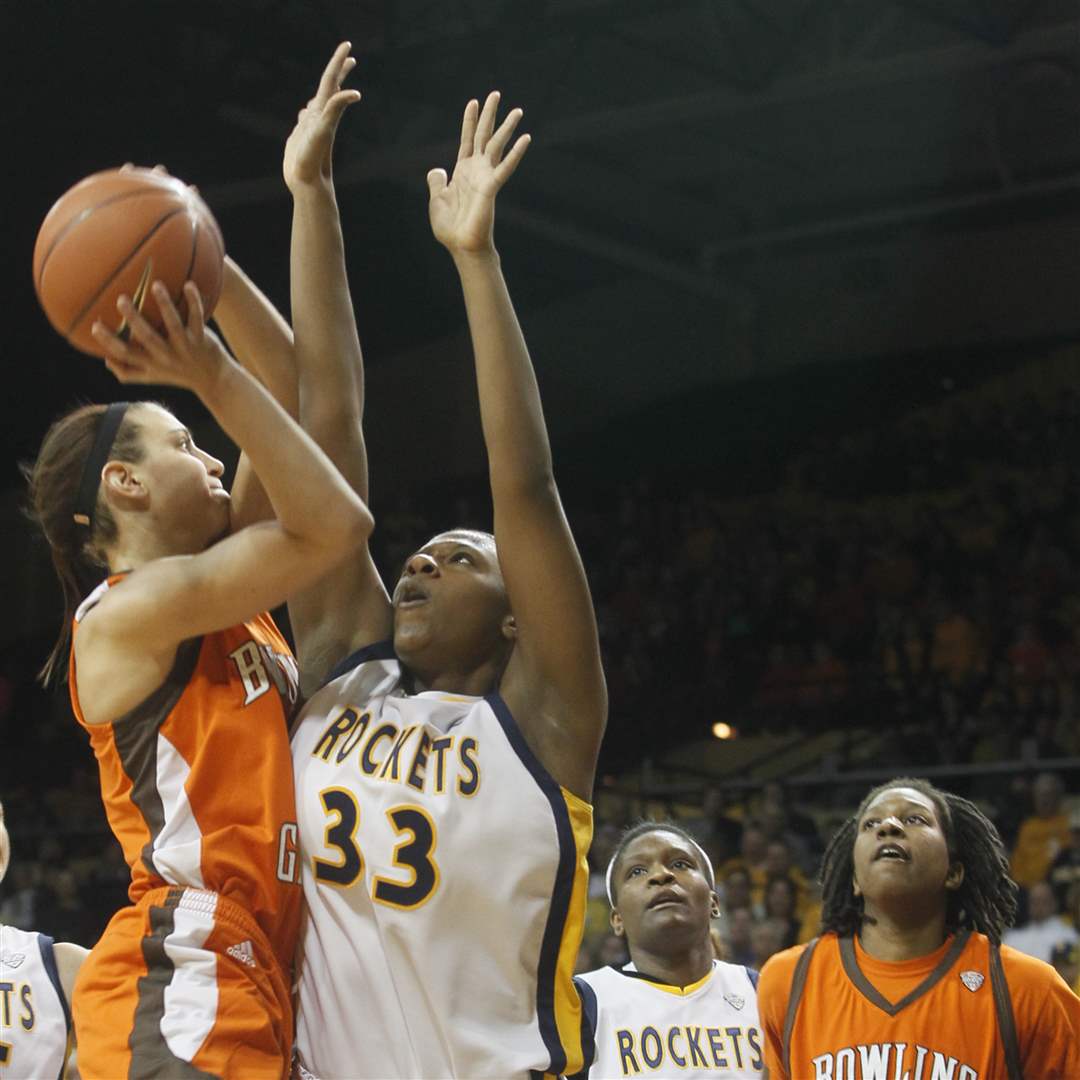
left=712, top=721, right=737, bottom=740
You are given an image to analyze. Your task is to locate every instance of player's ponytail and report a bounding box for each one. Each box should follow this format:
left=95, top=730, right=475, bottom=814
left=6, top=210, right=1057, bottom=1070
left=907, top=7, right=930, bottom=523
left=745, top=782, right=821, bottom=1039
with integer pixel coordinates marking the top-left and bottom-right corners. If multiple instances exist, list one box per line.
left=23, top=403, right=144, bottom=685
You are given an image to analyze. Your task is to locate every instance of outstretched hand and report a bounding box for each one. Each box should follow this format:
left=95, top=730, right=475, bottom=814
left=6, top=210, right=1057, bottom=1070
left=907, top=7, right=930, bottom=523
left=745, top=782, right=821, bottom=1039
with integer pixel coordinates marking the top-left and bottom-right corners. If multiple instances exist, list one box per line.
left=283, top=42, right=361, bottom=191
left=90, top=282, right=232, bottom=393
left=427, top=92, right=530, bottom=255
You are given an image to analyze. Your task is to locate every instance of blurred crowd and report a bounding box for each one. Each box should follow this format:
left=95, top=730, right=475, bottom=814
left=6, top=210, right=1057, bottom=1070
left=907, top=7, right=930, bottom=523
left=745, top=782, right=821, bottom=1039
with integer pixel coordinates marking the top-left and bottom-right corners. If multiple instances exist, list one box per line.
left=3, top=347, right=1080, bottom=983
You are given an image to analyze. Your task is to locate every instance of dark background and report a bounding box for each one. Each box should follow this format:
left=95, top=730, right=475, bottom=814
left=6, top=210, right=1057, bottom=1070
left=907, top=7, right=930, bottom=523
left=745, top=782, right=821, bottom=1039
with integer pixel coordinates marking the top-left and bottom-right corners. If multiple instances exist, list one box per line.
left=4, top=0, right=1080, bottom=752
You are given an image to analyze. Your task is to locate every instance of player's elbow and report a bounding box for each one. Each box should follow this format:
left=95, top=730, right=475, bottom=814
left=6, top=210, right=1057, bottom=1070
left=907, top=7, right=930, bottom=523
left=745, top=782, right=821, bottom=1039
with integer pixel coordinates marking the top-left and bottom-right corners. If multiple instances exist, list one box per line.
left=309, top=490, right=374, bottom=560
left=332, top=492, right=375, bottom=545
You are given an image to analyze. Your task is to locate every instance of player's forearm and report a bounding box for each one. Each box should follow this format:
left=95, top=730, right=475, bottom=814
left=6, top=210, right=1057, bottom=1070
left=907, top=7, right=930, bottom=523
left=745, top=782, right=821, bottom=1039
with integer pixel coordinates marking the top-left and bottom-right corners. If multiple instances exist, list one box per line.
left=290, top=182, right=365, bottom=422
left=203, top=360, right=371, bottom=546
left=215, top=257, right=299, bottom=417
left=453, top=248, right=554, bottom=493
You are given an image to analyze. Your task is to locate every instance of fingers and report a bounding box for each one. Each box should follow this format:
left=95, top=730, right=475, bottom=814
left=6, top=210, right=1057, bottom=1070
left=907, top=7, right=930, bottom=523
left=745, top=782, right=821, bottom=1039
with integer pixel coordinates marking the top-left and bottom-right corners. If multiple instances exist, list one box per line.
left=325, top=88, right=362, bottom=126
left=91, top=319, right=137, bottom=363
left=117, top=294, right=169, bottom=358
left=153, top=282, right=187, bottom=345
left=493, top=133, right=531, bottom=186
left=485, top=107, right=523, bottom=164
left=457, top=99, right=479, bottom=162
left=182, top=282, right=205, bottom=342
left=473, top=91, right=500, bottom=156
left=426, top=168, right=448, bottom=199
left=103, top=355, right=148, bottom=383
left=316, top=41, right=354, bottom=105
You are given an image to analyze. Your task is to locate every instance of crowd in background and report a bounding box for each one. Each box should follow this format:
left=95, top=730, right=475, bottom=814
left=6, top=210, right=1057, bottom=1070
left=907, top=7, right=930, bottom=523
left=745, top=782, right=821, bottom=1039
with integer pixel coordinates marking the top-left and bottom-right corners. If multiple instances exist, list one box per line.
left=2, top=348, right=1079, bottom=985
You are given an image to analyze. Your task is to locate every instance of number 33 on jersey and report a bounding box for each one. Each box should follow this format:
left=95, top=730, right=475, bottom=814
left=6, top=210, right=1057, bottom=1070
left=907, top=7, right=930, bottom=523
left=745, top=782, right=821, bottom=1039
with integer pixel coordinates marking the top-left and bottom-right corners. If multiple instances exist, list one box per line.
left=290, top=642, right=594, bottom=1080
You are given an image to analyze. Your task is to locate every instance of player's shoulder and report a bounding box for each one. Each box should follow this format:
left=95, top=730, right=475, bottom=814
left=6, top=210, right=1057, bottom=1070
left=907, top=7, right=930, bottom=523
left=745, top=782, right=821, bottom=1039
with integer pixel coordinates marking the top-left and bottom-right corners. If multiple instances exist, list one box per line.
left=302, top=640, right=401, bottom=707
left=574, top=964, right=627, bottom=992
left=0, top=920, right=38, bottom=946
left=710, top=958, right=759, bottom=991
left=322, top=639, right=399, bottom=685
left=759, top=938, right=823, bottom=987
left=997, top=939, right=1073, bottom=991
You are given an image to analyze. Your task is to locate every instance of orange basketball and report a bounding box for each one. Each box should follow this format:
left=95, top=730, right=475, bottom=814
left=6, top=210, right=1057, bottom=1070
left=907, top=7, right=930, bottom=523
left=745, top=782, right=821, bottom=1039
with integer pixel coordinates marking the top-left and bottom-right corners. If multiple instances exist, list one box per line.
left=33, top=167, right=225, bottom=356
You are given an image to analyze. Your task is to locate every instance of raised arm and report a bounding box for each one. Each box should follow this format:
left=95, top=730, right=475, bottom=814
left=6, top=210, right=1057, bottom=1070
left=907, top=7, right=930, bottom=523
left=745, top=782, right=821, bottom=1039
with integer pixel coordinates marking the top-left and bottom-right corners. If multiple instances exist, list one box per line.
left=77, top=284, right=371, bottom=722
left=213, top=257, right=299, bottom=531
left=284, top=42, right=392, bottom=690
left=428, top=94, right=606, bottom=799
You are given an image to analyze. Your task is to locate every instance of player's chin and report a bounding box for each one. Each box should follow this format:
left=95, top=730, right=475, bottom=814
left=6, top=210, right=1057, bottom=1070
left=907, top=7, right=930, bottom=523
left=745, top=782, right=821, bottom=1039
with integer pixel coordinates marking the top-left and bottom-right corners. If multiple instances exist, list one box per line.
left=393, top=619, right=434, bottom=660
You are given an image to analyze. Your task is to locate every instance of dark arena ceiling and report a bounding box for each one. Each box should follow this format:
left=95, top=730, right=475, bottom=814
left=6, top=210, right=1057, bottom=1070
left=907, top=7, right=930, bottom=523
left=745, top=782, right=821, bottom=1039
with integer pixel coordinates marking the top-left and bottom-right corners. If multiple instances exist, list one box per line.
left=4, top=0, right=1080, bottom=642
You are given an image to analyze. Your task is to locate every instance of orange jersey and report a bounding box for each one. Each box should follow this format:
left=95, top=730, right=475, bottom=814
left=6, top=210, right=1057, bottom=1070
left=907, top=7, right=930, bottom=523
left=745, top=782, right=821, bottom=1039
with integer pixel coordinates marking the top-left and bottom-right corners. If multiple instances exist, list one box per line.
left=759, top=930, right=1080, bottom=1080
left=69, top=578, right=302, bottom=973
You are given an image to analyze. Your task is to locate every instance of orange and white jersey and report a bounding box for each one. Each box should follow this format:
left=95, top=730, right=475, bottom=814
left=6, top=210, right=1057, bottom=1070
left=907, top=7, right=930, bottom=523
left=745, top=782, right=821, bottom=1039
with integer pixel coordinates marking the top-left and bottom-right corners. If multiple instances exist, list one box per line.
left=69, top=577, right=303, bottom=973
left=0, top=925, right=71, bottom=1080
left=291, top=641, right=594, bottom=1079
left=759, top=930, right=1080, bottom=1080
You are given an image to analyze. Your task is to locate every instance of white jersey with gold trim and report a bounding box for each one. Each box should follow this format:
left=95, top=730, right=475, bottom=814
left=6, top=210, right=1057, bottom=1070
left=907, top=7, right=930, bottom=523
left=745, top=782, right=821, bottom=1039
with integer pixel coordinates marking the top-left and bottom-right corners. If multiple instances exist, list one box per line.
left=291, top=641, right=593, bottom=1079
left=0, top=925, right=71, bottom=1080
left=571, top=960, right=764, bottom=1079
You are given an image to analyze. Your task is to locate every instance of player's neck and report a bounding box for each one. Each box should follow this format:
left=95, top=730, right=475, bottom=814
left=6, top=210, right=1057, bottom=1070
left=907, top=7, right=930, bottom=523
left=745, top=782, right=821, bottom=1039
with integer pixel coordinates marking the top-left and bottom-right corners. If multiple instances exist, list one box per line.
left=627, top=939, right=714, bottom=989
left=857, top=906, right=948, bottom=962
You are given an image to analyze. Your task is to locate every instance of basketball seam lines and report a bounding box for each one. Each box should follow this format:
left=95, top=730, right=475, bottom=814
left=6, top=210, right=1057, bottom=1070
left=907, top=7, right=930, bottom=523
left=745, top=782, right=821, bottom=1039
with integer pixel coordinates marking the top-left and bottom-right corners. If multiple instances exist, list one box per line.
left=35, top=187, right=185, bottom=292
left=63, top=207, right=188, bottom=340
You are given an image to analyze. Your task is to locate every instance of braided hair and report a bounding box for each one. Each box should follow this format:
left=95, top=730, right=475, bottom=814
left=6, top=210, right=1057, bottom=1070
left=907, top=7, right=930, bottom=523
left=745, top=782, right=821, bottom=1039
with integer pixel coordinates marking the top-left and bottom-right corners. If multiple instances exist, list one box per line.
left=819, top=777, right=1019, bottom=943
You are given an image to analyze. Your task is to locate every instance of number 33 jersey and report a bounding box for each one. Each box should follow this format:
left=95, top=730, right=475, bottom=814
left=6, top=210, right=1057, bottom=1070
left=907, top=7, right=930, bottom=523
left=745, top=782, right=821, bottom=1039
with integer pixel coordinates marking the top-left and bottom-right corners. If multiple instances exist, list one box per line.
left=290, top=641, right=594, bottom=1080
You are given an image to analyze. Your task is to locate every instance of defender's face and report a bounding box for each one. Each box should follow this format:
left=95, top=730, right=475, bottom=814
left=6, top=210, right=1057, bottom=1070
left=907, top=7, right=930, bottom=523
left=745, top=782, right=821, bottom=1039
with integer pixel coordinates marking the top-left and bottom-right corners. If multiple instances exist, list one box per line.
left=852, top=787, right=958, bottom=910
left=392, top=532, right=510, bottom=665
left=611, top=831, right=717, bottom=951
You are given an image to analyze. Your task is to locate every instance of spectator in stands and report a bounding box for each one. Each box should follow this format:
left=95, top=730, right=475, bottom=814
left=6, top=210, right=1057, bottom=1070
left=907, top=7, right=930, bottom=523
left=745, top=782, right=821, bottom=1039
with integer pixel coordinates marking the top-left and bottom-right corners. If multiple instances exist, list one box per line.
left=1010, top=772, right=1071, bottom=889
left=722, top=906, right=757, bottom=968
left=1003, top=881, right=1079, bottom=964
left=797, top=639, right=849, bottom=708
left=1050, top=941, right=1079, bottom=995
left=762, top=875, right=801, bottom=951
left=761, top=838, right=809, bottom=906
left=728, top=822, right=770, bottom=904
left=680, top=785, right=742, bottom=865
left=0, top=860, right=39, bottom=929
left=882, top=614, right=930, bottom=699
left=720, top=866, right=754, bottom=916
left=930, top=596, right=983, bottom=691
left=750, top=917, right=787, bottom=970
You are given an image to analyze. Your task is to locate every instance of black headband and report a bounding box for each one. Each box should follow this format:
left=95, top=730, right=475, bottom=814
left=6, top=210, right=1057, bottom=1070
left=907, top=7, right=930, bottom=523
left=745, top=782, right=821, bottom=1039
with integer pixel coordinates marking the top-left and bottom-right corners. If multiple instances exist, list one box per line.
left=73, top=402, right=131, bottom=528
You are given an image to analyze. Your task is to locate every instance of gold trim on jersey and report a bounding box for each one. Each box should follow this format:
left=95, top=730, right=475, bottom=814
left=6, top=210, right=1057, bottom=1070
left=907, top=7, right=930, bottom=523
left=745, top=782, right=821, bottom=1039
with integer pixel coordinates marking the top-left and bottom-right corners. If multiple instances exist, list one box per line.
left=552, top=787, right=594, bottom=1077
left=631, top=966, right=716, bottom=997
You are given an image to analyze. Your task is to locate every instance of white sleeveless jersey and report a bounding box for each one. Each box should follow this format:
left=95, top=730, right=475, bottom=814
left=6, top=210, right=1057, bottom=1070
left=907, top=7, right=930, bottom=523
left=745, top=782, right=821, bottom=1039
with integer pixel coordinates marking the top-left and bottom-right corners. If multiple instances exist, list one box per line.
left=0, top=925, right=71, bottom=1080
left=291, top=642, right=593, bottom=1080
left=572, top=960, right=764, bottom=1079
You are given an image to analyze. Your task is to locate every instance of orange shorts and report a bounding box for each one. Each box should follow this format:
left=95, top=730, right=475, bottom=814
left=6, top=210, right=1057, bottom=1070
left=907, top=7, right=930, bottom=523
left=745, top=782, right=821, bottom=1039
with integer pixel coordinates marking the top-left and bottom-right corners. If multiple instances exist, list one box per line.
left=72, top=886, right=292, bottom=1080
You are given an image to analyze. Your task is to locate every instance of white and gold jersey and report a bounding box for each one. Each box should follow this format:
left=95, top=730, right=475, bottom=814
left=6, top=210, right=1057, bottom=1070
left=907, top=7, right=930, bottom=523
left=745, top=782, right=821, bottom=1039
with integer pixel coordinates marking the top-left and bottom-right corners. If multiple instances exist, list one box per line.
left=291, top=642, right=593, bottom=1079
left=572, top=960, right=764, bottom=1078
left=0, top=925, right=71, bottom=1080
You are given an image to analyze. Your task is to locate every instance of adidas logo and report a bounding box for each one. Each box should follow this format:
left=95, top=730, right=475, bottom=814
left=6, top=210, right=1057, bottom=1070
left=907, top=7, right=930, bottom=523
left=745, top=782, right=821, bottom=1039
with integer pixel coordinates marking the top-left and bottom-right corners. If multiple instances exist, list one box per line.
left=227, top=940, right=256, bottom=968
